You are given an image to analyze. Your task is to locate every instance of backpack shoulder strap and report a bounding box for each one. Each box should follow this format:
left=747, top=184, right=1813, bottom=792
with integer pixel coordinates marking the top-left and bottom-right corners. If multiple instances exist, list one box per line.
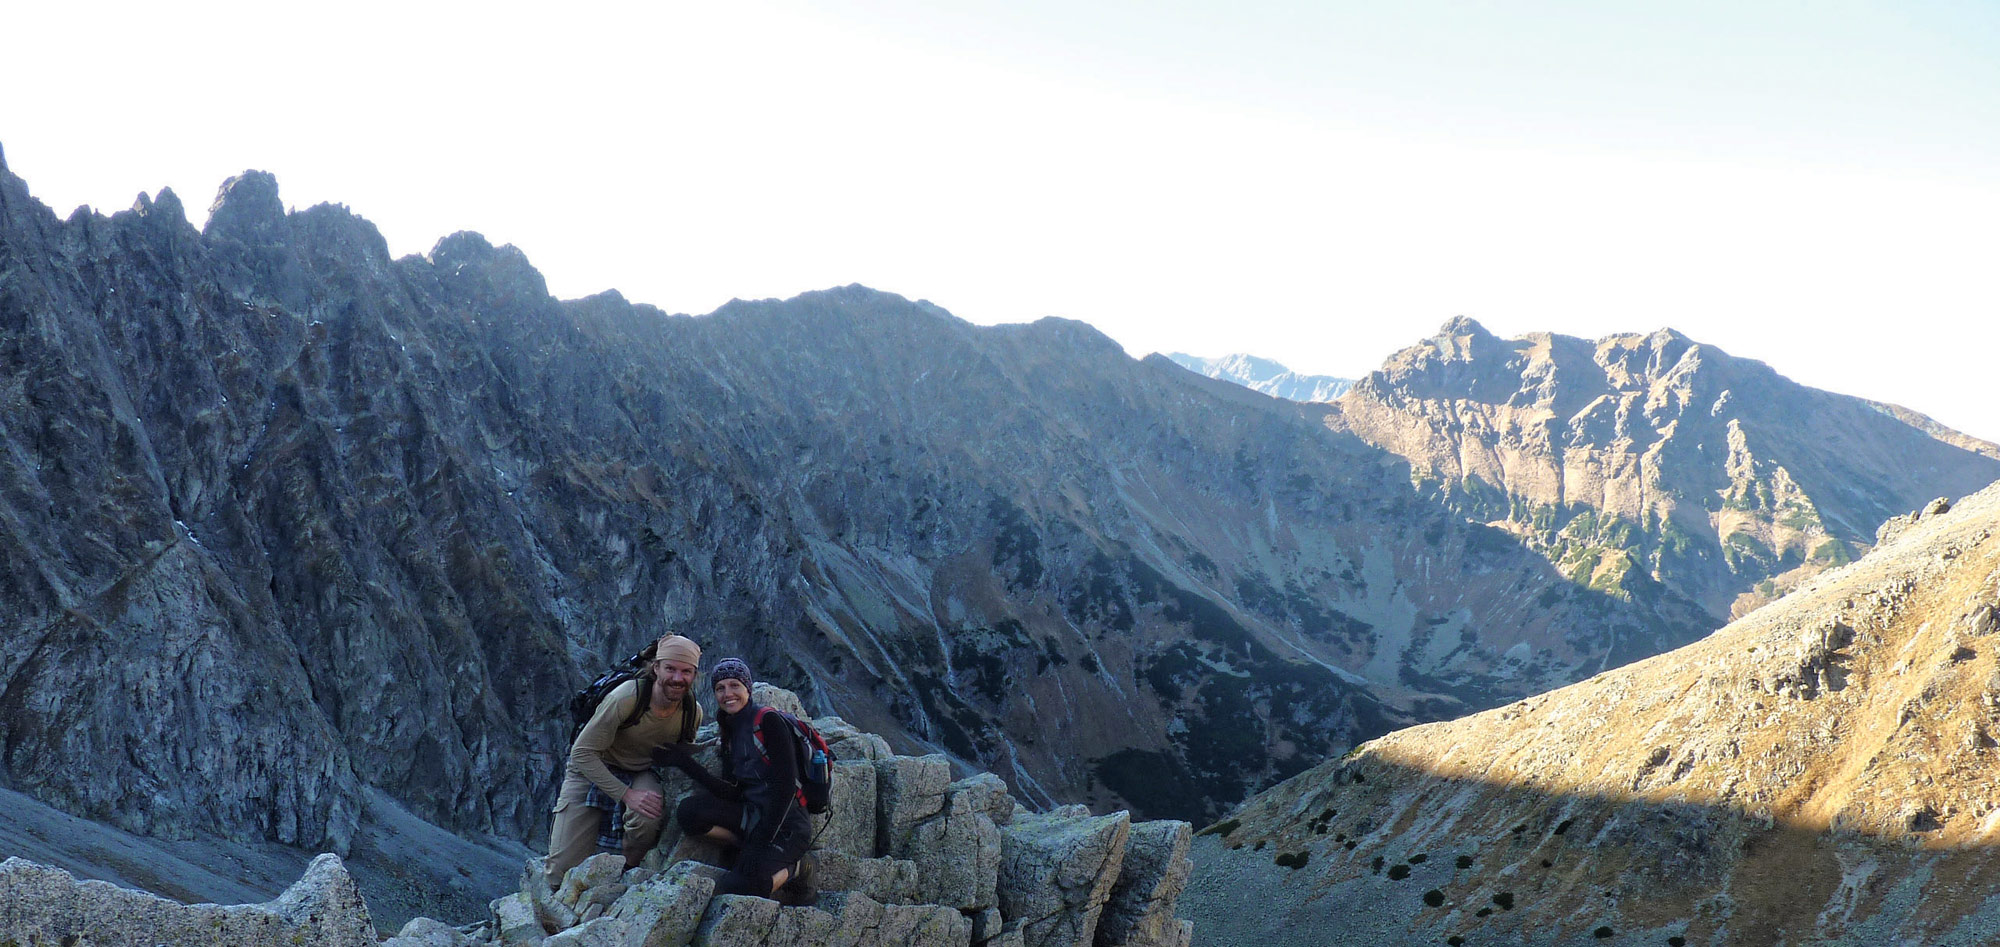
left=749, top=707, right=799, bottom=757
left=749, top=706, right=772, bottom=761
left=617, top=674, right=652, bottom=730
left=679, top=691, right=700, bottom=743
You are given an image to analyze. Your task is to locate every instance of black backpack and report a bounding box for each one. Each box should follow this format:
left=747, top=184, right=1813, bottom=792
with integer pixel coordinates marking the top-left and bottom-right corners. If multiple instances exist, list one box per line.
left=568, top=642, right=698, bottom=744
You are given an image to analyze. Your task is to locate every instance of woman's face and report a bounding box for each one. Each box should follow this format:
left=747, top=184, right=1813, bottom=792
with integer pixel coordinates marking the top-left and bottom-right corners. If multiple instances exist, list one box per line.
left=714, top=677, right=751, bottom=715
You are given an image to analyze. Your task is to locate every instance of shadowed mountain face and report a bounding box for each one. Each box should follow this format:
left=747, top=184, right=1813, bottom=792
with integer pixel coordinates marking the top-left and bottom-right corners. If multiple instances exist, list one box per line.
left=1192, top=484, right=2000, bottom=946
left=0, top=159, right=1993, bottom=859
left=1329, top=317, right=2000, bottom=621
left=0, top=164, right=1732, bottom=849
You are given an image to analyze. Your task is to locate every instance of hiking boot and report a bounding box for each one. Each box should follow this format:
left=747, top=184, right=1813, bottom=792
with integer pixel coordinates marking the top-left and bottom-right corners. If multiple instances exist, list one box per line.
left=779, top=853, right=818, bottom=907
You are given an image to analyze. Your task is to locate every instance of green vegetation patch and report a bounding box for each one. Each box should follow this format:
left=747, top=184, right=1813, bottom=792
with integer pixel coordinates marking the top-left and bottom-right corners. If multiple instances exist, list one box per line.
left=1813, top=539, right=1853, bottom=565
left=1196, top=818, right=1241, bottom=838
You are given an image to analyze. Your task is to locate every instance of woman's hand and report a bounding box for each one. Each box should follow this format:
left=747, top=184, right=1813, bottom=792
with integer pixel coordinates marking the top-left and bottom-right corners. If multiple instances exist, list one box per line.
left=651, top=741, right=698, bottom=772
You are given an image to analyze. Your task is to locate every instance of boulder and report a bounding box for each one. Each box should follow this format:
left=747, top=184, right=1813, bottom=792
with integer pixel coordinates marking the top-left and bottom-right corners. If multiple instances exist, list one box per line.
left=820, top=759, right=881, bottom=858
left=383, top=916, right=484, bottom=946
left=606, top=863, right=717, bottom=947
left=987, top=920, right=1029, bottom=947
left=910, top=782, right=1002, bottom=909
left=1095, top=820, right=1194, bottom=947
left=814, top=890, right=975, bottom=947
left=577, top=882, right=628, bottom=921
left=559, top=852, right=630, bottom=908
left=817, top=715, right=896, bottom=762
left=966, top=907, right=1005, bottom=944
left=690, top=893, right=781, bottom=943
left=0, top=854, right=377, bottom=947
left=543, top=916, right=630, bottom=946
left=997, top=811, right=1131, bottom=947
left=522, top=858, right=576, bottom=931
left=262, top=853, right=379, bottom=945
left=492, top=891, right=548, bottom=946
left=877, top=754, right=953, bottom=857
left=754, top=682, right=809, bottom=719
left=805, top=849, right=924, bottom=905
left=949, top=772, right=1016, bottom=826
left=766, top=902, right=843, bottom=944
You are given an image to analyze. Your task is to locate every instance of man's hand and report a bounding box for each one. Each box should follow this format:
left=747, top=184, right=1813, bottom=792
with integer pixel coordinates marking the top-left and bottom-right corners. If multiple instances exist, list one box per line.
left=624, top=788, right=664, bottom=821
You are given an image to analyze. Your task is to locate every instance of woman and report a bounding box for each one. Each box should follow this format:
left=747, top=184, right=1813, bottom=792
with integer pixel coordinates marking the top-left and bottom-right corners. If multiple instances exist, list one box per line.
left=653, top=657, right=813, bottom=900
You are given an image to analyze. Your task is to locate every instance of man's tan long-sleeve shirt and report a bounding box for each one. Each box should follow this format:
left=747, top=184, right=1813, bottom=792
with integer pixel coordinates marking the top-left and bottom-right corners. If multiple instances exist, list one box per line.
left=565, top=678, right=699, bottom=801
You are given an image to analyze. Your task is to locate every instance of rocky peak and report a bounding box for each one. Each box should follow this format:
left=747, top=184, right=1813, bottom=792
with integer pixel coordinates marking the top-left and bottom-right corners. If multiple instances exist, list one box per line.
left=1020, top=315, right=1128, bottom=359
left=204, top=169, right=287, bottom=244
left=427, top=229, right=506, bottom=268
left=1332, top=319, right=2000, bottom=621
left=1435, top=314, right=1493, bottom=340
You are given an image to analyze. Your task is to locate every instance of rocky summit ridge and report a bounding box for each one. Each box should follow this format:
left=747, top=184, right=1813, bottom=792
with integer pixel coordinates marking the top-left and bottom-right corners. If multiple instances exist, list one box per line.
left=1187, top=485, right=2000, bottom=946
left=1, top=683, right=1195, bottom=947
left=1329, top=316, right=2000, bottom=621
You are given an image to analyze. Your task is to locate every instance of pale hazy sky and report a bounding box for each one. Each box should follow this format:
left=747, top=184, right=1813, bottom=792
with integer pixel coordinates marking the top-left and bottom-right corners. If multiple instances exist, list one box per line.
left=7, top=1, right=1999, bottom=438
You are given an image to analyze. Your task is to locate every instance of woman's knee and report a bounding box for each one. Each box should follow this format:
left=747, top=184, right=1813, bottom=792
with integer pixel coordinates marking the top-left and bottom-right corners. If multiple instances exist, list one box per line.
left=714, top=868, right=775, bottom=899
left=674, top=796, right=707, bottom=834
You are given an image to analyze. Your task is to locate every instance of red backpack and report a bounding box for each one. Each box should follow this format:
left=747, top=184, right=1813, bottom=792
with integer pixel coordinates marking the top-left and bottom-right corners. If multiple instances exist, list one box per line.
left=750, top=707, right=836, bottom=814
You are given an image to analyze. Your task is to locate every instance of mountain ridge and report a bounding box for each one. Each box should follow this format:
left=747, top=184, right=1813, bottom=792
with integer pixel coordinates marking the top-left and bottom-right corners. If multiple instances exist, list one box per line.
left=1327, top=315, right=2000, bottom=621
left=1164, top=352, right=1354, bottom=403
left=4, top=156, right=1996, bottom=914
left=1188, top=485, right=2000, bottom=945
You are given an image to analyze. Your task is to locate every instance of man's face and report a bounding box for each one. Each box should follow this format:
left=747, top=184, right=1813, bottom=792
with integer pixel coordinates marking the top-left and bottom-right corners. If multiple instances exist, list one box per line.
left=656, top=658, right=697, bottom=699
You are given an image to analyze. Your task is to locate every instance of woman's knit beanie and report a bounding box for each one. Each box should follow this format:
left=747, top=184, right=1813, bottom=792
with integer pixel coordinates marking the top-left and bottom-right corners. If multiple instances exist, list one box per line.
left=711, top=657, right=753, bottom=690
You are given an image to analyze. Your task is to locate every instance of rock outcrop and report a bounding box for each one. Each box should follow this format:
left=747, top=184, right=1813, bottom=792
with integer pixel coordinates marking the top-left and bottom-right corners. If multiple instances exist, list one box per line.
left=0, top=689, right=1197, bottom=946
left=1186, top=483, right=2000, bottom=946
left=0, top=852, right=377, bottom=946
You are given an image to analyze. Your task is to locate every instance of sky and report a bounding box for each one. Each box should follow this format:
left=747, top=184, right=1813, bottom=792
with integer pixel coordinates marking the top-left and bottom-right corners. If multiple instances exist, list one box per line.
left=6, top=0, right=1999, bottom=437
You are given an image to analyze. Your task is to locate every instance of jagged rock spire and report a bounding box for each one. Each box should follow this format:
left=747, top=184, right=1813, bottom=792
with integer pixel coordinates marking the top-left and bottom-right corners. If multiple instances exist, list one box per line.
left=206, top=169, right=286, bottom=242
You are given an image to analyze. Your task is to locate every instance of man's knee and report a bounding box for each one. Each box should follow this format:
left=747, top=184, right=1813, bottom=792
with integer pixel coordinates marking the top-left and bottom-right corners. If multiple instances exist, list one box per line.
left=625, top=808, right=663, bottom=843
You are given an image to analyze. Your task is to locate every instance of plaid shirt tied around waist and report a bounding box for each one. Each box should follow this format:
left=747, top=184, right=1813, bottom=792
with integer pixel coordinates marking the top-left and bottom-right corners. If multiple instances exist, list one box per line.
left=584, top=765, right=646, bottom=852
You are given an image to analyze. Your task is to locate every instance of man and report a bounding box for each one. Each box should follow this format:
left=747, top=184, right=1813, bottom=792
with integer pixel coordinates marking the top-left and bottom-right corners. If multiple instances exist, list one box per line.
left=545, top=634, right=704, bottom=887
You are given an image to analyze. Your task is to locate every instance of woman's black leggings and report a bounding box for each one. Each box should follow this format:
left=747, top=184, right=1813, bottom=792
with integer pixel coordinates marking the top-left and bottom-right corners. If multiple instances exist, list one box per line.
left=675, top=791, right=811, bottom=898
